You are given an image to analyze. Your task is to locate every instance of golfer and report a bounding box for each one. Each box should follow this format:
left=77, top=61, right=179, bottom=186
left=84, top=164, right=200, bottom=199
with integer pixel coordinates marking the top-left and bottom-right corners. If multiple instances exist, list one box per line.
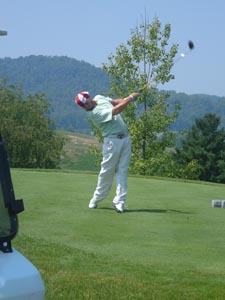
left=75, top=91, right=139, bottom=213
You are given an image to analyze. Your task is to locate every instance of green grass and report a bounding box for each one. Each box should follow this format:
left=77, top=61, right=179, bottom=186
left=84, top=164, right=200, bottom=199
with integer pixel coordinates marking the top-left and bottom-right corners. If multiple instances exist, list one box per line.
left=12, top=169, right=225, bottom=300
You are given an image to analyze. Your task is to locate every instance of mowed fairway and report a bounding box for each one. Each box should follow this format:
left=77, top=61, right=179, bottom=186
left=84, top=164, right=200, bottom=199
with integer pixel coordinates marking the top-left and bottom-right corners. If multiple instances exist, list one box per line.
left=12, top=169, right=225, bottom=300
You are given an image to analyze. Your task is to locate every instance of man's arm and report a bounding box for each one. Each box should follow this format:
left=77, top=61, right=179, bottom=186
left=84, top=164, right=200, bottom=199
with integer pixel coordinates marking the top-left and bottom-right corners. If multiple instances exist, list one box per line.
left=111, top=93, right=139, bottom=115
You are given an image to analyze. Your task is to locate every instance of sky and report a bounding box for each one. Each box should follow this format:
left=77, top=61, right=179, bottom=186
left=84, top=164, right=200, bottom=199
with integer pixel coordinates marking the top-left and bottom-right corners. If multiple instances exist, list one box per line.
left=0, top=0, right=225, bottom=97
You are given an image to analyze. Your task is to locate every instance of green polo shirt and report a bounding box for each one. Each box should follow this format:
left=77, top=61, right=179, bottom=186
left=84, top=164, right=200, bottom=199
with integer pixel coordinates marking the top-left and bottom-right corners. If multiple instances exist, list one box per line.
left=87, top=95, right=128, bottom=138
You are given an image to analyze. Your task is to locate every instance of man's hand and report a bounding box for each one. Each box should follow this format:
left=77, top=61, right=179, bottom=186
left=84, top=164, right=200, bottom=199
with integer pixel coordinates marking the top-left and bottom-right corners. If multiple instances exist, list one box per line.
left=129, top=93, right=139, bottom=101
left=112, top=93, right=139, bottom=115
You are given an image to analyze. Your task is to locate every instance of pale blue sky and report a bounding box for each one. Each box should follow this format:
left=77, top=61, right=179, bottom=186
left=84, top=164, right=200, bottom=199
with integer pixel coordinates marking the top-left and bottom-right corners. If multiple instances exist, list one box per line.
left=0, top=0, right=225, bottom=96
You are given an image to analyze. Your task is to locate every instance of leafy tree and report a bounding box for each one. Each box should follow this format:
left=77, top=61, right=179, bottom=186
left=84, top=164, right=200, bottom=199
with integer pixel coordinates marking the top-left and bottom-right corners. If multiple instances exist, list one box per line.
left=174, top=113, right=225, bottom=183
left=102, top=17, right=180, bottom=175
left=0, top=80, right=64, bottom=168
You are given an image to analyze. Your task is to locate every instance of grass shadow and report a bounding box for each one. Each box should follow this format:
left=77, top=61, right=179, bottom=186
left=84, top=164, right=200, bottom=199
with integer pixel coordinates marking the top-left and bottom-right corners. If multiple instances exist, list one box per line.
left=126, top=209, right=192, bottom=214
left=99, top=207, right=192, bottom=214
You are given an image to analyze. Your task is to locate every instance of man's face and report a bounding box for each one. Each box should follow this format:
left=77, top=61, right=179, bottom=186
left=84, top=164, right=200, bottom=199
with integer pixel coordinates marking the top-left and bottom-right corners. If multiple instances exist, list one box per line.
left=84, top=96, right=95, bottom=110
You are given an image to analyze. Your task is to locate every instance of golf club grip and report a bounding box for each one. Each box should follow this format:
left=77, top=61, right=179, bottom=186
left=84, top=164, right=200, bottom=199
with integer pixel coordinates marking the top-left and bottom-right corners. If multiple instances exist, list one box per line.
left=139, top=77, right=156, bottom=93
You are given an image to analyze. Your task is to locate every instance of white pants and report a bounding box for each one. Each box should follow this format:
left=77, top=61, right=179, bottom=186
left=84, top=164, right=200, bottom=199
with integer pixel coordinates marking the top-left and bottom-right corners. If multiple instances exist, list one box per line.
left=90, top=136, right=131, bottom=205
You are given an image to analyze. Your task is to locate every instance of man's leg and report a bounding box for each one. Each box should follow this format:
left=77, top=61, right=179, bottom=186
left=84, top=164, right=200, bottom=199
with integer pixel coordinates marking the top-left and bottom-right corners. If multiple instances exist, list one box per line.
left=113, top=137, right=131, bottom=212
left=89, top=138, right=120, bottom=208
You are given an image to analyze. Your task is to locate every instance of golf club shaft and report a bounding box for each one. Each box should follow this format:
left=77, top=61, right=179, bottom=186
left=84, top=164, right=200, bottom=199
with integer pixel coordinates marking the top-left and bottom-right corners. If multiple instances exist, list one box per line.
left=139, top=77, right=156, bottom=93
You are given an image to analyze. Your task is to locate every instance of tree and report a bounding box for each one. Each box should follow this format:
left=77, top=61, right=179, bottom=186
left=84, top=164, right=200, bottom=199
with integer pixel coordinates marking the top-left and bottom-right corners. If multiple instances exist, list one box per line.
left=174, top=113, right=225, bottom=183
left=0, top=80, right=64, bottom=168
left=102, top=17, right=180, bottom=175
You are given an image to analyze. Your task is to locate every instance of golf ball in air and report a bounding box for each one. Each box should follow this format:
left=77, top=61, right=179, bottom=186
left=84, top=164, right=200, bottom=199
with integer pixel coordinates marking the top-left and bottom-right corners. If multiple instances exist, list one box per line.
left=180, top=53, right=185, bottom=57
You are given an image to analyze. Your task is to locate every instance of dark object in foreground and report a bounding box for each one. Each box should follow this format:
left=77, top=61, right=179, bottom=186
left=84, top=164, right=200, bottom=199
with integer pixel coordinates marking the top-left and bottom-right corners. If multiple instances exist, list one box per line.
left=0, top=135, right=24, bottom=253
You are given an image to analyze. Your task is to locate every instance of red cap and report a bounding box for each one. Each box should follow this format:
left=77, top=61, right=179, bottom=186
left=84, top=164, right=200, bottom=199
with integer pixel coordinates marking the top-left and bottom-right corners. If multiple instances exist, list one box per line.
left=75, top=91, right=90, bottom=107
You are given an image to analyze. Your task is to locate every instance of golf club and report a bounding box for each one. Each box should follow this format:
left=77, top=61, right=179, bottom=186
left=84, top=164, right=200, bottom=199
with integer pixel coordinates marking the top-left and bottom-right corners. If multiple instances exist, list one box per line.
left=0, top=30, right=7, bottom=36
left=174, top=40, right=194, bottom=64
left=139, top=40, right=195, bottom=93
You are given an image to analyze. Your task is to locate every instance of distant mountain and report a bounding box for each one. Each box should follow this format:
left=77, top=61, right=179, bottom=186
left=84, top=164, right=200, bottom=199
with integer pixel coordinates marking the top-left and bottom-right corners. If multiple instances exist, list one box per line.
left=0, top=55, right=109, bottom=132
left=0, top=55, right=224, bottom=132
left=167, top=91, right=225, bottom=131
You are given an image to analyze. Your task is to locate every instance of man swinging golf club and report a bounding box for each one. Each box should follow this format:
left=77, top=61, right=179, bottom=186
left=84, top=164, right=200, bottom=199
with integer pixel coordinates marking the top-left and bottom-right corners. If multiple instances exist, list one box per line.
left=75, top=91, right=139, bottom=213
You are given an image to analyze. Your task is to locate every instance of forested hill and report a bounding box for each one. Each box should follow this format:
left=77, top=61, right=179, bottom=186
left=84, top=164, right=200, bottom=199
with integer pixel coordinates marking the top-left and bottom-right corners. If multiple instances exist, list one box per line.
left=168, top=91, right=225, bottom=131
left=0, top=55, right=224, bottom=132
left=0, top=55, right=109, bottom=132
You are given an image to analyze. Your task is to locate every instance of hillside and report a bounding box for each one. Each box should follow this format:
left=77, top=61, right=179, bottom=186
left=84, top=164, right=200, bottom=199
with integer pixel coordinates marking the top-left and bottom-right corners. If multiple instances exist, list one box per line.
left=0, top=55, right=109, bottom=133
left=0, top=55, right=225, bottom=132
left=168, top=91, right=225, bottom=131
left=57, top=131, right=100, bottom=172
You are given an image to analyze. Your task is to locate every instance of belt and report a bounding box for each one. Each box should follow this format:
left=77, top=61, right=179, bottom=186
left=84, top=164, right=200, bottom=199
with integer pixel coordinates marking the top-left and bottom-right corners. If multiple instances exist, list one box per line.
left=106, top=133, right=128, bottom=139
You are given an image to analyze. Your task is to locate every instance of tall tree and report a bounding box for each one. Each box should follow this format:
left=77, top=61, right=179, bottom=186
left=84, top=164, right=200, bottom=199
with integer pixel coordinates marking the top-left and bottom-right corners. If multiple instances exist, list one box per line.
left=175, top=113, right=225, bottom=183
left=102, top=17, right=180, bottom=175
left=0, top=80, right=64, bottom=168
